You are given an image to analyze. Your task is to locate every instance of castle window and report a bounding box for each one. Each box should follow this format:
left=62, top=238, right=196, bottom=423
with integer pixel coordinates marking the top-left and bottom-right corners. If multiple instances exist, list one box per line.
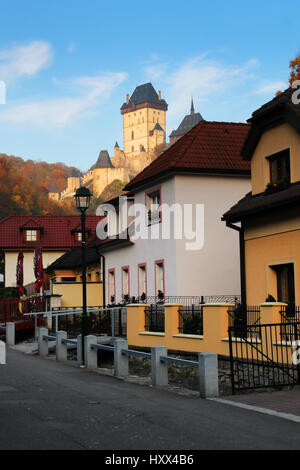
left=132, top=146, right=134, bottom=152
left=131, top=131, right=134, bottom=140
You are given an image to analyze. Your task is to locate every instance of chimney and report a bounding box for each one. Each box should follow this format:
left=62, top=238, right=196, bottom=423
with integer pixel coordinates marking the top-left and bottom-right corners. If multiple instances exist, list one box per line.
left=158, top=90, right=161, bottom=100
left=126, top=94, right=129, bottom=104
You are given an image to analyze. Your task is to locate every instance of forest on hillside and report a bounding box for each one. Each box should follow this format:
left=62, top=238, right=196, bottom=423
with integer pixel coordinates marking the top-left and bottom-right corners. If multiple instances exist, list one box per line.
left=0, top=153, right=81, bottom=220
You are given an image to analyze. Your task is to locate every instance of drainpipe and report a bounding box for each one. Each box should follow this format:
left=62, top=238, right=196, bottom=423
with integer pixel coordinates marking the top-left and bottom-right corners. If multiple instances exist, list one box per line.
left=96, top=248, right=106, bottom=307
left=226, top=221, right=246, bottom=307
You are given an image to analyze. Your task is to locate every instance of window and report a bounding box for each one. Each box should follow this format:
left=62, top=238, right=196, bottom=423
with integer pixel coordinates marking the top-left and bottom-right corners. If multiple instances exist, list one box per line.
left=155, top=261, right=165, bottom=297
left=26, top=230, right=37, bottom=242
left=75, top=232, right=82, bottom=242
left=131, top=146, right=134, bottom=152
left=138, top=264, right=147, bottom=298
left=272, top=263, right=295, bottom=305
left=95, top=272, right=101, bottom=282
left=87, top=273, right=92, bottom=282
left=61, top=277, right=76, bottom=282
left=122, top=266, right=130, bottom=299
left=108, top=269, right=116, bottom=304
left=146, top=188, right=161, bottom=224
left=131, top=131, right=134, bottom=140
left=268, top=149, right=290, bottom=185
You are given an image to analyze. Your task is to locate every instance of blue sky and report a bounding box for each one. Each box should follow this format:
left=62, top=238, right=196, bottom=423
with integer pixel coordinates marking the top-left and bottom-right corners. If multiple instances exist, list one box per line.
left=0, top=0, right=298, bottom=172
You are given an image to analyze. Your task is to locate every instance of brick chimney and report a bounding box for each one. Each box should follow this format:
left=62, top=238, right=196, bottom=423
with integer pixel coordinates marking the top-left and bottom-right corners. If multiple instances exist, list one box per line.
left=126, top=94, right=129, bottom=104
left=158, top=90, right=161, bottom=100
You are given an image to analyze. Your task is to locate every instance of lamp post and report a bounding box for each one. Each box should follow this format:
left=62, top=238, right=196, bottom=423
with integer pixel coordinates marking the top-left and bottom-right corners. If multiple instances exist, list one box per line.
left=74, top=186, right=92, bottom=365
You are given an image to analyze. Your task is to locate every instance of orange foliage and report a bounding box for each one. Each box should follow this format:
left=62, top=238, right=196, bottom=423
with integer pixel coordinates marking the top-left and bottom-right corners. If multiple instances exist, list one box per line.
left=0, top=154, right=80, bottom=220
left=289, top=56, right=300, bottom=85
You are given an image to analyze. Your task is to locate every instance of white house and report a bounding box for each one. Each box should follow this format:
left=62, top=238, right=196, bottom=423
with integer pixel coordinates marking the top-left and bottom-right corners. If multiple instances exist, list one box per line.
left=97, top=120, right=251, bottom=304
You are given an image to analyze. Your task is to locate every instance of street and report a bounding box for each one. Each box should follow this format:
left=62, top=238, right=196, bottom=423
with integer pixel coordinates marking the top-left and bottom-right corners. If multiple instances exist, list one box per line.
left=0, top=348, right=299, bottom=450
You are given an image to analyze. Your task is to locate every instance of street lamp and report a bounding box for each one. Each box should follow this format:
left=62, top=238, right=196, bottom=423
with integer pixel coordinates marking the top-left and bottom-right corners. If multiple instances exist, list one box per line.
left=75, top=186, right=92, bottom=365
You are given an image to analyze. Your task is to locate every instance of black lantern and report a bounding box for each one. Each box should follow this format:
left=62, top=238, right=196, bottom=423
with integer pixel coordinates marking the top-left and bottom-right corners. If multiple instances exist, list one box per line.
left=75, top=186, right=91, bottom=213
left=74, top=186, right=92, bottom=365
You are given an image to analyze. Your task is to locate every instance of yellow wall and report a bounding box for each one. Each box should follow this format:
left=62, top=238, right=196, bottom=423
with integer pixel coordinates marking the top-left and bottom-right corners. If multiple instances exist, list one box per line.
left=245, top=228, right=300, bottom=305
left=126, top=303, right=293, bottom=361
left=92, top=167, right=130, bottom=197
left=251, top=122, right=300, bottom=195
left=52, top=282, right=103, bottom=308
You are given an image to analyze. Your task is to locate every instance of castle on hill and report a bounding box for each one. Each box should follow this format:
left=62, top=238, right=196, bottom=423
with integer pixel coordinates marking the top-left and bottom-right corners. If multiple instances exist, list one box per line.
left=49, top=83, right=203, bottom=201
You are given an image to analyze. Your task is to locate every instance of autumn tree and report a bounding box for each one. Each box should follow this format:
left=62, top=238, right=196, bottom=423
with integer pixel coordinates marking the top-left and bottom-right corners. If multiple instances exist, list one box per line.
left=289, top=55, right=300, bottom=85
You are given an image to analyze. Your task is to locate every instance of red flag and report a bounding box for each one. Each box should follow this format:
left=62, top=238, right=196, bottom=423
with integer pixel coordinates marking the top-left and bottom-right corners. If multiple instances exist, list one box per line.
left=16, top=251, right=24, bottom=297
left=33, top=240, right=43, bottom=293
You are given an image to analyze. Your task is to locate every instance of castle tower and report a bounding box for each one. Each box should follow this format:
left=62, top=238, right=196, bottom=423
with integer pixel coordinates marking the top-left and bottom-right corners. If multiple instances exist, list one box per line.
left=120, top=83, right=168, bottom=157
left=169, top=99, right=203, bottom=142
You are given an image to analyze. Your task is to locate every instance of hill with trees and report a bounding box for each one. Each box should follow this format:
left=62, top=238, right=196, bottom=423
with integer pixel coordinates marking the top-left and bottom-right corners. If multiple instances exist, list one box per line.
left=0, top=153, right=81, bottom=220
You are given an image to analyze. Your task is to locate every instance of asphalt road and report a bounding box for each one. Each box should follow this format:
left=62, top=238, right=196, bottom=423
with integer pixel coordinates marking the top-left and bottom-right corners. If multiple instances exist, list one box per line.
left=0, top=348, right=299, bottom=450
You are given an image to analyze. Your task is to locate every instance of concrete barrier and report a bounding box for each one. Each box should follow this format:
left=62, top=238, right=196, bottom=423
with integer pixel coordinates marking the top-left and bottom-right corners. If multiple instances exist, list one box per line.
left=6, top=323, right=15, bottom=347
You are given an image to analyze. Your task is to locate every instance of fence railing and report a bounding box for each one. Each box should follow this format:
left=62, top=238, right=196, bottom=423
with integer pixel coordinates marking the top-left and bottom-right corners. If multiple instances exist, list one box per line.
left=178, top=305, right=203, bottom=335
left=227, top=305, right=261, bottom=339
left=38, top=329, right=219, bottom=398
left=144, top=305, right=165, bottom=333
left=0, top=296, right=46, bottom=323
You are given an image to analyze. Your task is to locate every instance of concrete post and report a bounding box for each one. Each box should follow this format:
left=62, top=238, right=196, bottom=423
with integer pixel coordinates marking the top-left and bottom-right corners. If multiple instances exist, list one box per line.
left=6, top=322, right=15, bottom=347
left=77, top=334, right=82, bottom=363
left=84, top=335, right=98, bottom=370
left=0, top=341, right=6, bottom=364
left=56, top=331, right=67, bottom=362
left=38, top=327, right=49, bottom=357
left=151, top=345, right=168, bottom=387
left=114, top=338, right=129, bottom=377
left=199, top=352, right=219, bottom=398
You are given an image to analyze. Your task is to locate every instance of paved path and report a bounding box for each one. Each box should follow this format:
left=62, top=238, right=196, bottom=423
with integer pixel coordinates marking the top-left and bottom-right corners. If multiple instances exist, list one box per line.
left=0, top=348, right=299, bottom=450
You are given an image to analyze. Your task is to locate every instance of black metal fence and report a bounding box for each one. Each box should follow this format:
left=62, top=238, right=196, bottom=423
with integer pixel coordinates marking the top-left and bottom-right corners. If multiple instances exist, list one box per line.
left=227, top=305, right=261, bottom=339
left=228, top=322, right=300, bottom=393
left=178, top=305, right=203, bottom=335
left=144, top=305, right=165, bottom=333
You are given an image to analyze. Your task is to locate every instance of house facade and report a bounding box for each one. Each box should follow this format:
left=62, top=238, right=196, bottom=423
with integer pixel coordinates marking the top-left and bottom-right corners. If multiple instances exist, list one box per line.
left=222, top=87, right=300, bottom=306
left=0, top=215, right=102, bottom=288
left=98, top=120, right=251, bottom=304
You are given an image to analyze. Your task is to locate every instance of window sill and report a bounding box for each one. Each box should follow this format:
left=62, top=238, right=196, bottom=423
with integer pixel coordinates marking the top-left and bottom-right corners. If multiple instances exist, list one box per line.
left=173, top=334, right=203, bottom=340
left=140, top=331, right=165, bottom=337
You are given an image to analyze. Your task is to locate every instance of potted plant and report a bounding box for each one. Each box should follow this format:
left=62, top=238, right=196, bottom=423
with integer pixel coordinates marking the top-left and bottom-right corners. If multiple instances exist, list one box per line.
left=157, top=290, right=164, bottom=302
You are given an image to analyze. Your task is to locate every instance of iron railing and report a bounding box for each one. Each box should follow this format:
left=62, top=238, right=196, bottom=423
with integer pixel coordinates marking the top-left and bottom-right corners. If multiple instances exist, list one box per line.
left=279, top=306, right=300, bottom=342
left=227, top=305, right=261, bottom=339
left=228, top=322, right=300, bottom=393
left=178, top=305, right=203, bottom=335
left=144, top=304, right=165, bottom=333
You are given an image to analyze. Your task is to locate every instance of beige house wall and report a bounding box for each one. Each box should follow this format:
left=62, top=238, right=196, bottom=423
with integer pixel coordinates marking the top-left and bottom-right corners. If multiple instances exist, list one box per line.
left=251, top=122, right=300, bottom=195
left=5, top=251, right=65, bottom=287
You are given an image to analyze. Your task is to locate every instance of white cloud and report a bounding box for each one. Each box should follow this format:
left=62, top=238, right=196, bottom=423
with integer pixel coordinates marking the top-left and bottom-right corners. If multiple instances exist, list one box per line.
left=254, top=81, right=287, bottom=95
left=67, top=42, right=76, bottom=54
left=162, top=56, right=260, bottom=122
left=0, top=41, right=53, bottom=83
left=0, top=72, right=127, bottom=127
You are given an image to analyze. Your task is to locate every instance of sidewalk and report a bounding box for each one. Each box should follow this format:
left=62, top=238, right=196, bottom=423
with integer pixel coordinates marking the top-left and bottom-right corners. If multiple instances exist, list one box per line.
left=212, top=388, right=300, bottom=422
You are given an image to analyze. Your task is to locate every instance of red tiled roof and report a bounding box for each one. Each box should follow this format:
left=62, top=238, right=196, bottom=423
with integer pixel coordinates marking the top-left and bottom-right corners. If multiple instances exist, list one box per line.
left=125, top=120, right=250, bottom=191
left=0, top=215, right=103, bottom=250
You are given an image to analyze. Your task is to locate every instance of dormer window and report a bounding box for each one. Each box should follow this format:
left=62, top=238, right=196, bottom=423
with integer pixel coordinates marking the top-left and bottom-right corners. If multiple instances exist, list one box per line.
left=268, top=149, right=290, bottom=185
left=25, top=230, right=38, bottom=242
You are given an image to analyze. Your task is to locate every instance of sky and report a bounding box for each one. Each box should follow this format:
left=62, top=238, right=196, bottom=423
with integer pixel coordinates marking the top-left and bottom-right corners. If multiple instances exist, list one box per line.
left=0, top=0, right=298, bottom=172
